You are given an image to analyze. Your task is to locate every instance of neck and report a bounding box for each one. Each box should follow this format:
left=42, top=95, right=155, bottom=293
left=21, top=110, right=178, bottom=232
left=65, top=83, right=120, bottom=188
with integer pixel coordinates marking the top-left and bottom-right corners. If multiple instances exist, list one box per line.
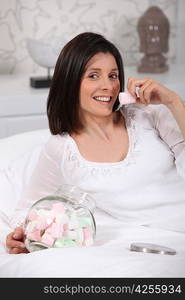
left=78, top=111, right=122, bottom=140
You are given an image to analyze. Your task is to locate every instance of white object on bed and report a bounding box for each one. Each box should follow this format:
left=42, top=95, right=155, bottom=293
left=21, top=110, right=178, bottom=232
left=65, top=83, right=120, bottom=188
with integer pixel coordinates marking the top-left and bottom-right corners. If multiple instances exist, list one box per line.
left=0, top=129, right=185, bottom=278
left=0, top=129, right=50, bottom=215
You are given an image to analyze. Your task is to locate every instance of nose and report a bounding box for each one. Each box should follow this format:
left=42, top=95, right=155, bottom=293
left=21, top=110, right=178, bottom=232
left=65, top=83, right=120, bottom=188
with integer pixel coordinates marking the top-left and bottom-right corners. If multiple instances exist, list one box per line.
left=100, top=76, right=112, bottom=90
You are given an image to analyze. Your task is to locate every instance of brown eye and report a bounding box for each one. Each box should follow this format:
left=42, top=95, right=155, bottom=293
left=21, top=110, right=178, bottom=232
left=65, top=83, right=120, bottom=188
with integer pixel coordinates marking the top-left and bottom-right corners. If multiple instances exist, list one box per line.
left=88, top=74, right=98, bottom=79
left=110, top=73, right=118, bottom=79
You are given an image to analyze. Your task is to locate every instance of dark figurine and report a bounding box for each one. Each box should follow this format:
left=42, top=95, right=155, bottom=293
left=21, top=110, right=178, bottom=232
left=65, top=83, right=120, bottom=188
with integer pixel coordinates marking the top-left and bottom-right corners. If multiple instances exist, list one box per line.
left=137, top=6, right=170, bottom=73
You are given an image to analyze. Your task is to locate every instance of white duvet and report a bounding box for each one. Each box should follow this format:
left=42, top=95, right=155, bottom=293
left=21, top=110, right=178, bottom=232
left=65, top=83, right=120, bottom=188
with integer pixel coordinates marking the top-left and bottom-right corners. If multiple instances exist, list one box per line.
left=0, top=130, right=184, bottom=278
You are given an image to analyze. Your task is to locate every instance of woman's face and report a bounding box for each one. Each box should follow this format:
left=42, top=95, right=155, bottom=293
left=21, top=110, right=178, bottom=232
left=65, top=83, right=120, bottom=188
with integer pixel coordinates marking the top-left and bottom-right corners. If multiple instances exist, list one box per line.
left=79, top=52, right=120, bottom=119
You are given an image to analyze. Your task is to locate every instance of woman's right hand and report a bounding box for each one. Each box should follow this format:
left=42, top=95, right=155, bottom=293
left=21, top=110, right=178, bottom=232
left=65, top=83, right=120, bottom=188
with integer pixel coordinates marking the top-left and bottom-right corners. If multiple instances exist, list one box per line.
left=6, top=226, right=28, bottom=254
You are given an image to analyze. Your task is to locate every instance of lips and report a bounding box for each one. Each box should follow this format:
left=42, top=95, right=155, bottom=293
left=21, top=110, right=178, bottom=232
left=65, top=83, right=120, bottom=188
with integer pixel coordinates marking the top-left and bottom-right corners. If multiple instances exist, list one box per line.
left=93, top=96, right=112, bottom=102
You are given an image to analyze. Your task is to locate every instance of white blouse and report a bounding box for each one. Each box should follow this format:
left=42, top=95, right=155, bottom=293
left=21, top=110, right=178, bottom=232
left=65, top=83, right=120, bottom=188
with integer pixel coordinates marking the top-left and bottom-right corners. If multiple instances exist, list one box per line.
left=12, top=104, right=185, bottom=230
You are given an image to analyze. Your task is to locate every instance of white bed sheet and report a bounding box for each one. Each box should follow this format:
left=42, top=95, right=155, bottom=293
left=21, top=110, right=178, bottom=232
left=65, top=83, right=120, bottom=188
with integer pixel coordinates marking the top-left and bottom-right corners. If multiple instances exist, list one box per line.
left=0, top=209, right=185, bottom=277
left=0, top=129, right=185, bottom=278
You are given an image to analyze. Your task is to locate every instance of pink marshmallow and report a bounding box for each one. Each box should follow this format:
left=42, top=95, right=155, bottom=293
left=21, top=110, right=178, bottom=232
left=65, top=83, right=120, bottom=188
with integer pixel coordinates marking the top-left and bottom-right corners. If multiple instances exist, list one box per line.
left=27, top=229, right=42, bottom=242
left=41, top=232, right=55, bottom=247
left=51, top=202, right=65, bottom=216
left=35, top=217, right=49, bottom=231
left=50, top=222, right=64, bottom=238
left=83, top=237, right=94, bottom=247
left=63, top=223, right=68, bottom=231
left=83, top=227, right=93, bottom=240
left=119, top=92, right=136, bottom=105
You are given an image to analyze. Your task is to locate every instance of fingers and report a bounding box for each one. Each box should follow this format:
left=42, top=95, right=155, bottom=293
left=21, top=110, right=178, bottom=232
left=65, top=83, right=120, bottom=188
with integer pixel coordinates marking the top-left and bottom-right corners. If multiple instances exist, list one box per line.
left=127, top=77, right=157, bottom=105
left=6, top=226, right=28, bottom=254
left=138, top=80, right=154, bottom=104
left=6, top=232, right=25, bottom=249
left=9, top=247, right=28, bottom=254
left=13, top=226, right=24, bottom=240
left=142, top=82, right=158, bottom=104
left=127, top=77, right=148, bottom=97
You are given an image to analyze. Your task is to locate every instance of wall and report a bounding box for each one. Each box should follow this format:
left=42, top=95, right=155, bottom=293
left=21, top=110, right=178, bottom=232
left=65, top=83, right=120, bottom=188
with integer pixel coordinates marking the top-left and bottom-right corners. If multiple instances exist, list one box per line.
left=176, top=0, right=185, bottom=65
left=0, top=0, right=179, bottom=75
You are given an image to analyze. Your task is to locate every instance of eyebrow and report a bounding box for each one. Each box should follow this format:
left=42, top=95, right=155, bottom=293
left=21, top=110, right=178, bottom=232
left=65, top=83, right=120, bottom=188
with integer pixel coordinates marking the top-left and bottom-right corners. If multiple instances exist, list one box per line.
left=86, top=68, right=119, bottom=72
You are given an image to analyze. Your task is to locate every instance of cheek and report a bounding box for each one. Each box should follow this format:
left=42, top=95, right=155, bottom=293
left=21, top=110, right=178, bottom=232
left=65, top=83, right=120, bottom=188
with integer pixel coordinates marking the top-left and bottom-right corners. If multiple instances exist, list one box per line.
left=79, top=83, right=93, bottom=108
left=113, top=81, right=120, bottom=95
left=80, top=81, right=93, bottom=97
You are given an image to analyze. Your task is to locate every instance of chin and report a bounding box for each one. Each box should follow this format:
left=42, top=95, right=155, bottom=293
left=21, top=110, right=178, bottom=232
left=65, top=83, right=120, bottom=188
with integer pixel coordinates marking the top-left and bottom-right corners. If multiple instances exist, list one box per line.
left=97, top=110, right=113, bottom=117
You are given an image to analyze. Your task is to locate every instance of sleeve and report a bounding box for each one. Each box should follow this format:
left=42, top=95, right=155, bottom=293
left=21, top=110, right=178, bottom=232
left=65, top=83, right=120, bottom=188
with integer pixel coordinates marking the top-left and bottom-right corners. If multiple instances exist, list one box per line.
left=8, top=135, right=65, bottom=228
left=152, top=104, right=185, bottom=180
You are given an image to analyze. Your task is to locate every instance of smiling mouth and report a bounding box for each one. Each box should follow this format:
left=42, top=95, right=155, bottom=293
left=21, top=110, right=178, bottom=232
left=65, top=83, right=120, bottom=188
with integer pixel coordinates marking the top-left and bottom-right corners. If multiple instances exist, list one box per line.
left=93, top=96, right=112, bottom=103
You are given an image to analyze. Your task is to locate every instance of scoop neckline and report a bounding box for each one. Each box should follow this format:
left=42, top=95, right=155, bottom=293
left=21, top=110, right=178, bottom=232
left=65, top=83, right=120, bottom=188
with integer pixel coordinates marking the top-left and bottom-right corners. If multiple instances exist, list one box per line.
left=67, top=112, right=133, bottom=167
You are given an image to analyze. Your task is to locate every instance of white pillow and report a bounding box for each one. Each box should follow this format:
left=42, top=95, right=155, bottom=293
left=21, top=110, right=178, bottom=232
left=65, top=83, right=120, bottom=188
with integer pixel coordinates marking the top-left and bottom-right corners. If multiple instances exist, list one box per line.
left=0, top=129, right=50, bottom=215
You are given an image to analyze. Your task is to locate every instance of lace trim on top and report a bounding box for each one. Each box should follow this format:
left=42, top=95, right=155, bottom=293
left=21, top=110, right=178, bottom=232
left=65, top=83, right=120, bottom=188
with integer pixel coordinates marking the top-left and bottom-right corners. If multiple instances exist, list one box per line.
left=64, top=107, right=141, bottom=171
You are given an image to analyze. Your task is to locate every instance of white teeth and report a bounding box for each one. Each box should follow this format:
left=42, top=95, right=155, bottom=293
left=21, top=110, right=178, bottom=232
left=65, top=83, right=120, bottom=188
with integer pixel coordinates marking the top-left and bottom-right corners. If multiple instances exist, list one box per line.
left=93, top=96, right=111, bottom=102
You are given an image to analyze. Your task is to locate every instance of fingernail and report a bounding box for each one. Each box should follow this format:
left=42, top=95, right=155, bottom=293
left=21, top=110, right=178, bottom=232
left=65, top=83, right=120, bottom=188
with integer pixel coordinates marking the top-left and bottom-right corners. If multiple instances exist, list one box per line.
left=13, top=234, right=19, bottom=239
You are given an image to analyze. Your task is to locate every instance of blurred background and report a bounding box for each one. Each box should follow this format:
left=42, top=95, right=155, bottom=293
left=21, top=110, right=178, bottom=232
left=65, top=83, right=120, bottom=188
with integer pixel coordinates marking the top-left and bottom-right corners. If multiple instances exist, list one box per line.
left=0, top=0, right=184, bottom=138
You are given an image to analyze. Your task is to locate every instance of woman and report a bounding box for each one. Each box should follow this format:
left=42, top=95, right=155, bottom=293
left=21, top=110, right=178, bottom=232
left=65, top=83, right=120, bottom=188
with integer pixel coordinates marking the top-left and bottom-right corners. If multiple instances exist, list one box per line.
left=6, top=32, right=185, bottom=254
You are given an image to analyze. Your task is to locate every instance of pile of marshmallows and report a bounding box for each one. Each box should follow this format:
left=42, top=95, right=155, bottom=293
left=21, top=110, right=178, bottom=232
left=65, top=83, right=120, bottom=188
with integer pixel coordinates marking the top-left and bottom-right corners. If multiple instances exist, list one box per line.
left=24, top=201, right=94, bottom=250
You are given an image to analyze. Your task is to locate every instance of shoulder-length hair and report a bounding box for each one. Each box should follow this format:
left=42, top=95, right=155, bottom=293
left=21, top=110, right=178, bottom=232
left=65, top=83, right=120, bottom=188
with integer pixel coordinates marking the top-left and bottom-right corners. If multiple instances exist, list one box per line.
left=47, top=32, right=125, bottom=135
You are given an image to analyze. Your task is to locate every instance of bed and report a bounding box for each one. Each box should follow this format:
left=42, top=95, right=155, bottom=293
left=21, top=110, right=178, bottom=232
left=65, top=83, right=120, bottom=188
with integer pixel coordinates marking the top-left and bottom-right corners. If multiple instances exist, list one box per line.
left=0, top=129, right=185, bottom=278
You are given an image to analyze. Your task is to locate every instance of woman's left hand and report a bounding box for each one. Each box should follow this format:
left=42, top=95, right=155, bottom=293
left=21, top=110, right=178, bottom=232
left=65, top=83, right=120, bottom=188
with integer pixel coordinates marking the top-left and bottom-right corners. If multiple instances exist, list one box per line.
left=127, top=77, right=182, bottom=107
